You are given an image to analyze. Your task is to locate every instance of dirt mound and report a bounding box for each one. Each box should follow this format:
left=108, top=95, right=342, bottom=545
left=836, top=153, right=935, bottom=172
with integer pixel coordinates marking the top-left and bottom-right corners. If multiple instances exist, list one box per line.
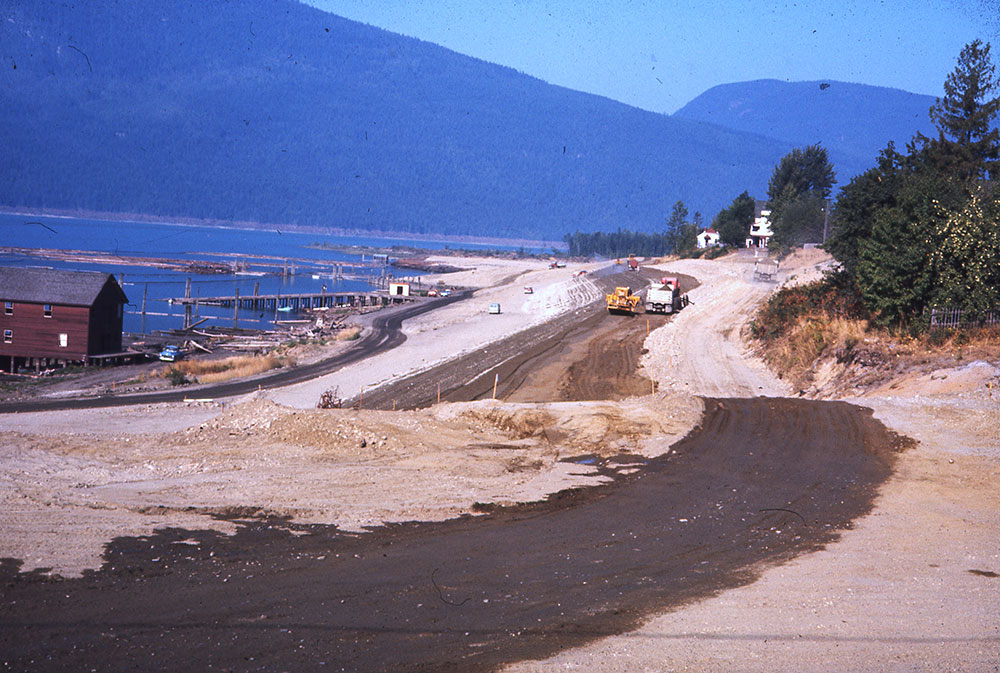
left=453, top=395, right=703, bottom=457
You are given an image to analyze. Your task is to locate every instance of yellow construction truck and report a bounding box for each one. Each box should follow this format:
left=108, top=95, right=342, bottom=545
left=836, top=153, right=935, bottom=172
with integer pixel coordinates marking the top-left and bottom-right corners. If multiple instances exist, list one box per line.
left=606, top=286, right=641, bottom=314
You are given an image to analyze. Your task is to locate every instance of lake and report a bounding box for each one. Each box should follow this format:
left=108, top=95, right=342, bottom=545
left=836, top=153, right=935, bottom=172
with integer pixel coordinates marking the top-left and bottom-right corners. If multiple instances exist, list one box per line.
left=0, top=213, right=552, bottom=334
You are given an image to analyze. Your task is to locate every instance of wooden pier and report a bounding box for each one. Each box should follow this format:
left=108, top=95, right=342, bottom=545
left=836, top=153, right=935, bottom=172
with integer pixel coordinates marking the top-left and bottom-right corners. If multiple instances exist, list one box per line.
left=166, top=290, right=418, bottom=312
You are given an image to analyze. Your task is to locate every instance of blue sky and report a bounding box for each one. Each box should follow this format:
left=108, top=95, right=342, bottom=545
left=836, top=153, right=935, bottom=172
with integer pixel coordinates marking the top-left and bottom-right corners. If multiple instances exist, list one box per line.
left=304, top=0, right=999, bottom=114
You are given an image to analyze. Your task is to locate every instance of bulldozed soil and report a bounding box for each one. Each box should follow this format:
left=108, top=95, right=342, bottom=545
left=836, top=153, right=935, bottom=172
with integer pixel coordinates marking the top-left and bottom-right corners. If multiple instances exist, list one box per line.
left=1, top=251, right=997, bottom=672
left=0, top=397, right=906, bottom=673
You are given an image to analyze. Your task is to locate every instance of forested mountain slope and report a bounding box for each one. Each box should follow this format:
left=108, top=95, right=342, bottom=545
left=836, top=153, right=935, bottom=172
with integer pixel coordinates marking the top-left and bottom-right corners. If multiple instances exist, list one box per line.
left=1, top=1, right=936, bottom=239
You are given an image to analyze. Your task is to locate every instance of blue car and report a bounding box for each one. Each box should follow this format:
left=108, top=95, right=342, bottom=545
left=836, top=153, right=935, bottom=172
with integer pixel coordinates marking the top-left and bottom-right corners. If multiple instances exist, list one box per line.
left=158, top=345, right=182, bottom=362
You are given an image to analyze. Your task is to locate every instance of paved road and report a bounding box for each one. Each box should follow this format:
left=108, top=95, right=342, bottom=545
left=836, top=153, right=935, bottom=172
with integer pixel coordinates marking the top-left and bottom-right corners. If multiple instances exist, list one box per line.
left=0, top=292, right=469, bottom=414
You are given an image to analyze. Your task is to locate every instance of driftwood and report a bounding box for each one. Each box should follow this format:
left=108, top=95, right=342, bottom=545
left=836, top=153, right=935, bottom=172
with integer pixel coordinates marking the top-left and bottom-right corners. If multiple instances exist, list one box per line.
left=186, top=339, right=213, bottom=354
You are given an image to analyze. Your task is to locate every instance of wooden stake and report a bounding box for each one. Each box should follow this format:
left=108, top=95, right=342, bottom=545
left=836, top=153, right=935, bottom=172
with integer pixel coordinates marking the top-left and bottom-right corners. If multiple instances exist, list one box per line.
left=359, top=386, right=363, bottom=410
left=437, top=382, right=441, bottom=405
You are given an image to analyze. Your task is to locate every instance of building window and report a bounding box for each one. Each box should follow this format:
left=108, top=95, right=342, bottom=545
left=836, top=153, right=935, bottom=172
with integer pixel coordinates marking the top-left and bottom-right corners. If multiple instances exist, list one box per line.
left=4, top=301, right=11, bottom=316
left=59, top=333, right=68, bottom=348
left=44, top=304, right=52, bottom=318
left=3, top=329, right=11, bottom=343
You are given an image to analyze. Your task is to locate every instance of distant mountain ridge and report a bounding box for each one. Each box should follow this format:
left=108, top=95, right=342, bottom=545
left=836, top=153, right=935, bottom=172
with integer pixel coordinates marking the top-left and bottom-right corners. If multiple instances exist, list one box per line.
left=1, top=0, right=939, bottom=241
left=674, top=79, right=938, bottom=181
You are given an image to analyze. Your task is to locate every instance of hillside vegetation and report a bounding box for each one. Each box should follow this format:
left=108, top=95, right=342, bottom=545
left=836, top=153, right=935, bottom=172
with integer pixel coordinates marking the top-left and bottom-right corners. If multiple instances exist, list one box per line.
left=750, top=41, right=1000, bottom=390
left=2, top=0, right=938, bottom=241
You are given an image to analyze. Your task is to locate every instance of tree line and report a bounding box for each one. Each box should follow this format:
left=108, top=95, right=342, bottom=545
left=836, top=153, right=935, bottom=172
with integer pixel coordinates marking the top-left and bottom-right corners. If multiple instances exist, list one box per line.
left=564, top=38, right=999, bottom=331
left=562, top=201, right=706, bottom=257
left=699, top=39, right=1000, bottom=331
left=825, top=39, right=1000, bottom=328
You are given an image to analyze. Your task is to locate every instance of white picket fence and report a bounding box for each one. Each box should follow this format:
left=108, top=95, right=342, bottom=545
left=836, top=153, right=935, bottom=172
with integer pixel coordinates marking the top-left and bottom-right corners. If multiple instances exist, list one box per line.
left=929, top=307, right=1000, bottom=329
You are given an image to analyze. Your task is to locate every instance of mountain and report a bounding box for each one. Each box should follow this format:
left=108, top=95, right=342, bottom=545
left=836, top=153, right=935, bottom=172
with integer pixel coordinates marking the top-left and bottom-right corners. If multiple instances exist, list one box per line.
left=674, top=79, right=938, bottom=186
left=1, top=1, right=935, bottom=241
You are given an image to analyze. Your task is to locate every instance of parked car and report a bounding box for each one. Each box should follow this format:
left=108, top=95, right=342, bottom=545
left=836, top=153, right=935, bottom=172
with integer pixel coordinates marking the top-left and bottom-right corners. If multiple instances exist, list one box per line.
left=158, top=345, right=182, bottom=362
left=523, top=286, right=533, bottom=294
left=488, top=302, right=501, bottom=314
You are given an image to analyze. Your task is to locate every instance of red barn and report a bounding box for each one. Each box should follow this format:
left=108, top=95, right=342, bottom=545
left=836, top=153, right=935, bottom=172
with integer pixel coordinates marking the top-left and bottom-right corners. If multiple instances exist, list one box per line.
left=0, top=267, right=128, bottom=372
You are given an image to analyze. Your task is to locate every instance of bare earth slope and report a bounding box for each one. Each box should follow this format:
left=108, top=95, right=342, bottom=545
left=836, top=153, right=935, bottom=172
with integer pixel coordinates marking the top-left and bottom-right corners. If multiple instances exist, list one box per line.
left=1, top=251, right=997, bottom=671
left=506, top=250, right=1000, bottom=672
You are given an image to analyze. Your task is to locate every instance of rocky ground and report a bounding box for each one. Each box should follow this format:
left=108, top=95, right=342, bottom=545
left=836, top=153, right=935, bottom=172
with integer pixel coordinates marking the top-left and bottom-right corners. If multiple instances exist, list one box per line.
left=1, top=249, right=998, bottom=671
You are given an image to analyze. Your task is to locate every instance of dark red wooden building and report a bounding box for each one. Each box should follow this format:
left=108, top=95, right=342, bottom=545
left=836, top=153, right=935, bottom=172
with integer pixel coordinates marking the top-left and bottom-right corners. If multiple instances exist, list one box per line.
left=0, top=267, right=128, bottom=372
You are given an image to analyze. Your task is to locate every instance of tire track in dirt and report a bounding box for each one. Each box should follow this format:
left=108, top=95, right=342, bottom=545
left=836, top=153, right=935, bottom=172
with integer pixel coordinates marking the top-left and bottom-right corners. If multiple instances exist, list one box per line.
left=0, top=398, right=907, bottom=673
left=0, top=262, right=912, bottom=672
left=358, top=270, right=693, bottom=409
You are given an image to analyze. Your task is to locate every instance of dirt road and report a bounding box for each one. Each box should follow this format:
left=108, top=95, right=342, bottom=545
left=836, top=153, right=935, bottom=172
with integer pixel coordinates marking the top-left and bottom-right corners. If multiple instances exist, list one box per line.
left=642, top=252, right=791, bottom=398
left=2, top=251, right=995, bottom=672
left=0, top=398, right=903, bottom=673
left=358, top=269, right=695, bottom=409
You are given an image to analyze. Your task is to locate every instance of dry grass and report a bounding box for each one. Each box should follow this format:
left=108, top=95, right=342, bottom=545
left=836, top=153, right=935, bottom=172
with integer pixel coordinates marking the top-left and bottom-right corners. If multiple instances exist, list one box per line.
left=462, top=407, right=556, bottom=439
left=762, top=316, right=869, bottom=390
left=761, top=316, right=1000, bottom=392
left=336, top=326, right=362, bottom=341
left=161, top=355, right=288, bottom=384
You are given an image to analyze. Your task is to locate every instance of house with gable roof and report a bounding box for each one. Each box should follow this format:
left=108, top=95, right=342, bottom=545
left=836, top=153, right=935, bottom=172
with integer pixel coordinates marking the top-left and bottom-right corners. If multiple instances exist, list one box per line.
left=0, top=267, right=128, bottom=372
left=696, top=228, right=721, bottom=249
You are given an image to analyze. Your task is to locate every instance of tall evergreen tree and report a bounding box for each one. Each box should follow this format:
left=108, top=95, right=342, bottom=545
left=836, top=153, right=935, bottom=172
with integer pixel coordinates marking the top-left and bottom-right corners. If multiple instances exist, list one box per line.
left=828, top=40, right=1000, bottom=328
left=926, top=39, right=1000, bottom=181
left=826, top=144, right=906, bottom=274
left=853, top=173, right=956, bottom=327
left=664, top=200, right=689, bottom=253
left=766, top=144, right=836, bottom=246
left=712, top=191, right=755, bottom=247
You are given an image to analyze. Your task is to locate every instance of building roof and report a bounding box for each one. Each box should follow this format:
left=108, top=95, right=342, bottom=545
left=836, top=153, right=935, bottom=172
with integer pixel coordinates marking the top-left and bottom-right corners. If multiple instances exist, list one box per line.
left=0, top=267, right=127, bottom=306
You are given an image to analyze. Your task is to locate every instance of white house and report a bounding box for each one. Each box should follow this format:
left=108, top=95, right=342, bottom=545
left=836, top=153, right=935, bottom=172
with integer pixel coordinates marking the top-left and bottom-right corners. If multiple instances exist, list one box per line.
left=388, top=282, right=410, bottom=297
left=748, top=203, right=773, bottom=248
left=697, top=228, right=721, bottom=249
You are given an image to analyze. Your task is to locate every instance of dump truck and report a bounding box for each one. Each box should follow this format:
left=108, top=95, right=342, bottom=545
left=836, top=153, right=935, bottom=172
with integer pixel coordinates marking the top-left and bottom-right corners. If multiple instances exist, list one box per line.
left=606, top=286, right=641, bottom=314
left=645, top=277, right=685, bottom=314
left=753, top=259, right=779, bottom=281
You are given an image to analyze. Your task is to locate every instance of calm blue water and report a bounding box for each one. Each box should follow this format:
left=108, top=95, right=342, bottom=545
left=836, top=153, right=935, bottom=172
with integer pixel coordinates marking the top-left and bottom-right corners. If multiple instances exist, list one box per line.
left=1, top=213, right=540, bottom=334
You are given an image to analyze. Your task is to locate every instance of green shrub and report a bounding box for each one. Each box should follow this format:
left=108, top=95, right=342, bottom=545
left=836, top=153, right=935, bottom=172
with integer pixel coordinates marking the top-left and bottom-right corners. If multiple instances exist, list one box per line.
left=166, top=367, right=189, bottom=386
left=750, top=271, right=866, bottom=342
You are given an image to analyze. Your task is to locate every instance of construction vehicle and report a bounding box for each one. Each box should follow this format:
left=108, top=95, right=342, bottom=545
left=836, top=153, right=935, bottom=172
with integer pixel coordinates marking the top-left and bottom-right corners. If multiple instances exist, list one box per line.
left=627, top=254, right=639, bottom=271
left=606, top=286, right=641, bottom=314
left=753, top=259, right=779, bottom=281
left=645, top=277, right=686, bottom=314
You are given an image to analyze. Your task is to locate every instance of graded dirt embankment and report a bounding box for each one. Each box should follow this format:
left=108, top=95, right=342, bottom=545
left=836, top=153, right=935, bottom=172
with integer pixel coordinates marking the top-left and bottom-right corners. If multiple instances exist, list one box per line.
left=506, top=249, right=1000, bottom=673
left=0, top=397, right=904, bottom=673
left=1, top=250, right=997, bottom=672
